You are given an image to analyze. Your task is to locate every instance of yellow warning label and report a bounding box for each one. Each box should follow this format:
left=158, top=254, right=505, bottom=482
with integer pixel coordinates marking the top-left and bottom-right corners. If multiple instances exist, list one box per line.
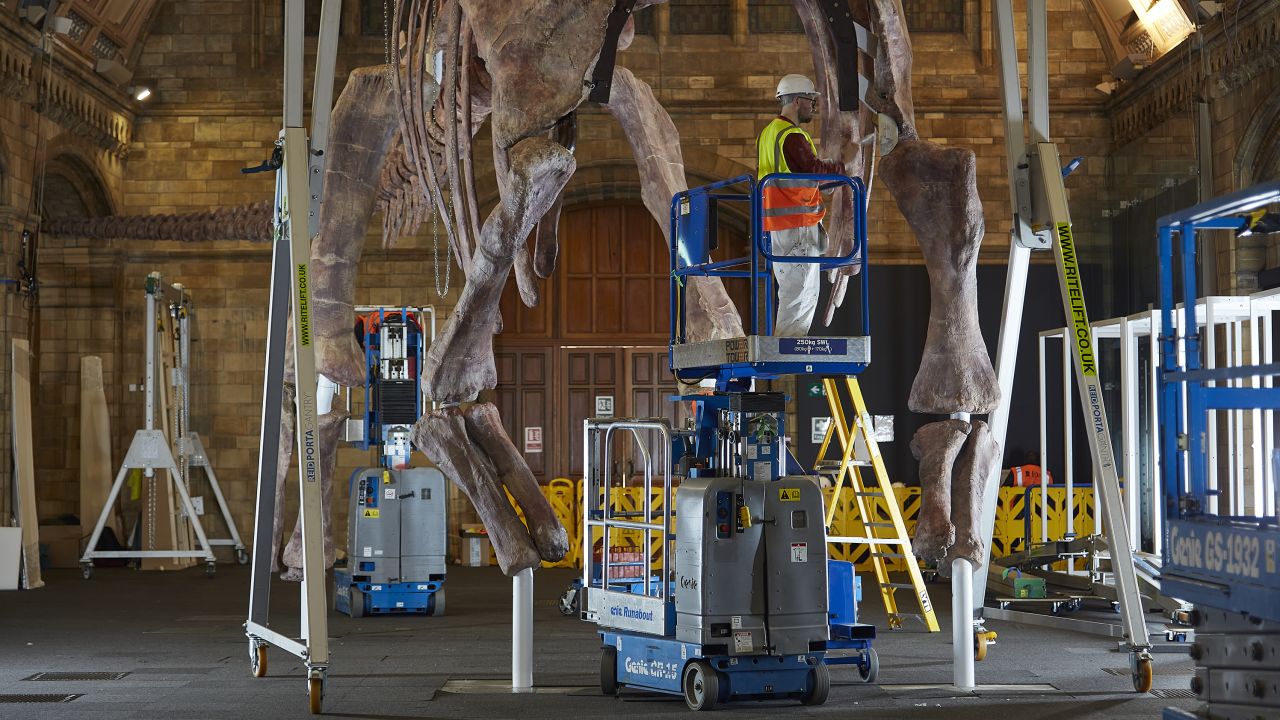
left=1056, top=223, right=1096, bottom=377
left=778, top=488, right=802, bottom=502
left=363, top=509, right=380, bottom=519
left=383, top=470, right=391, bottom=484
left=296, top=263, right=311, bottom=347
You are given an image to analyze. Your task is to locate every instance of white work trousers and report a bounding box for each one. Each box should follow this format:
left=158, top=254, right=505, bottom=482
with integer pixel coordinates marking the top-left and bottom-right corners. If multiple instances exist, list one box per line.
left=770, top=223, right=822, bottom=337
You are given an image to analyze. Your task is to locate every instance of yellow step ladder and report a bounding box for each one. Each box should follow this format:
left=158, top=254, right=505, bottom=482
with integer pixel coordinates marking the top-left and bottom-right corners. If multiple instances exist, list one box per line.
left=816, top=376, right=939, bottom=632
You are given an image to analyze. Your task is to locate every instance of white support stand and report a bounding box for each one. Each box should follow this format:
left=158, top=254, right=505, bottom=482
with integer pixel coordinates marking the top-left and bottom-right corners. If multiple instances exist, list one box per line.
left=951, top=558, right=975, bottom=691
left=513, top=567, right=534, bottom=692
left=80, top=273, right=220, bottom=576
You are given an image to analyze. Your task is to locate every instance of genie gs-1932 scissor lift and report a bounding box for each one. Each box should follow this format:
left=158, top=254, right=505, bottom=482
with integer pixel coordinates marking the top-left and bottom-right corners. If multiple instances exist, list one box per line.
left=580, top=173, right=884, bottom=710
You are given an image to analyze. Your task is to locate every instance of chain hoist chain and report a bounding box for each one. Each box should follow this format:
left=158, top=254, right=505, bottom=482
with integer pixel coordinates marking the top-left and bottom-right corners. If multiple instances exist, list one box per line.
left=384, top=0, right=393, bottom=84
left=431, top=207, right=451, bottom=298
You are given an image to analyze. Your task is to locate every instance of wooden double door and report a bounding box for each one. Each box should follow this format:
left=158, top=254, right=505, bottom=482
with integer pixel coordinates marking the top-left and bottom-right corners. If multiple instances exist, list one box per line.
left=493, top=345, right=679, bottom=483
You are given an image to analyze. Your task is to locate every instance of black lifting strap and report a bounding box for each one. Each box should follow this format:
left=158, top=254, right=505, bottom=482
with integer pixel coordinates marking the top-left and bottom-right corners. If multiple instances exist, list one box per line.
left=821, top=0, right=873, bottom=113
left=588, top=0, right=637, bottom=104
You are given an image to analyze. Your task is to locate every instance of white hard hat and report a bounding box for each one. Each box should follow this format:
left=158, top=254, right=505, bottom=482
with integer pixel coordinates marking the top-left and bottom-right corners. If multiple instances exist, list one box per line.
left=776, top=74, right=818, bottom=99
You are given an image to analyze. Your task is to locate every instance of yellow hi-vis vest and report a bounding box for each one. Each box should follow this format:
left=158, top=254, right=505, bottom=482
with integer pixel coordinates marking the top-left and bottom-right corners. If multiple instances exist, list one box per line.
left=756, top=118, right=825, bottom=231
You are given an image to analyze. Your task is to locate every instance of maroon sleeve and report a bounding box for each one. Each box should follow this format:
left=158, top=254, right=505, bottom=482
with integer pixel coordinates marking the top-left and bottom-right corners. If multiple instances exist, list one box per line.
left=781, top=133, right=844, bottom=175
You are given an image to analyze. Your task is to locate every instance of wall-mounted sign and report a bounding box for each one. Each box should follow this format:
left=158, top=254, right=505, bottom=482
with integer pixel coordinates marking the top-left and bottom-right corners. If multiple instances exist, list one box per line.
left=524, top=426, right=543, bottom=453
left=595, top=395, right=615, bottom=418
left=811, top=416, right=831, bottom=444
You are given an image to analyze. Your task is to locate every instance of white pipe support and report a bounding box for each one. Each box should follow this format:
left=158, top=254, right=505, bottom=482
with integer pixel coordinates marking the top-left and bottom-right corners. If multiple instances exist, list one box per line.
left=952, top=558, right=976, bottom=691
left=512, top=567, right=534, bottom=692
left=317, top=375, right=339, bottom=416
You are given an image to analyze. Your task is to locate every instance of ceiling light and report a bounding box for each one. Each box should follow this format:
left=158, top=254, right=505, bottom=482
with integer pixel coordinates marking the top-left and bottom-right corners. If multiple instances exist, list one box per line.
left=133, top=86, right=151, bottom=101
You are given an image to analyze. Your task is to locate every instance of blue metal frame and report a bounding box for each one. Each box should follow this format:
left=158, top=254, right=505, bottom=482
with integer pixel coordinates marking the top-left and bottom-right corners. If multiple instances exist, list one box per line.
left=1156, top=180, right=1280, bottom=623
left=350, top=307, right=425, bottom=463
left=668, top=173, right=869, bottom=381
left=333, top=568, right=442, bottom=616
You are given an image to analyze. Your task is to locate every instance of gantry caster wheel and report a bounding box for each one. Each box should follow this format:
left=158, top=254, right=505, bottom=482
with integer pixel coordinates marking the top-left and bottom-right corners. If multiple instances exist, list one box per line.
left=81, top=562, right=93, bottom=580
left=205, top=562, right=217, bottom=578
left=236, top=548, right=250, bottom=565
left=558, top=584, right=580, bottom=616
left=1131, top=654, right=1153, bottom=693
left=249, top=640, right=267, bottom=678
left=682, top=660, right=719, bottom=711
left=307, top=670, right=326, bottom=714
left=858, top=647, right=879, bottom=683
left=801, top=662, right=830, bottom=706
left=975, top=630, right=997, bottom=662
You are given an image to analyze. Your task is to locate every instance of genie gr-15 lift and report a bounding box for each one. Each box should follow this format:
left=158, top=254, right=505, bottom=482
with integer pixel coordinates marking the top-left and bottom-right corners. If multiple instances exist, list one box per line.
left=1154, top=182, right=1280, bottom=720
left=581, top=173, right=877, bottom=711
left=334, top=306, right=447, bottom=617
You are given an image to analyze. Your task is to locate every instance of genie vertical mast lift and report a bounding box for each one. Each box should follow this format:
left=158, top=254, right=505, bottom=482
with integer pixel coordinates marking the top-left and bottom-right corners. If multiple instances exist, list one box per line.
left=244, top=0, right=342, bottom=713
left=964, top=0, right=1153, bottom=693
left=581, top=173, right=879, bottom=710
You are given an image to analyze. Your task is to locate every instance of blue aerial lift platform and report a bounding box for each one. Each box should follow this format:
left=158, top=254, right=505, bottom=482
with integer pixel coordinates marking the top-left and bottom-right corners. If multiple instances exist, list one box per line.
left=581, top=173, right=879, bottom=711
left=1154, top=181, right=1280, bottom=720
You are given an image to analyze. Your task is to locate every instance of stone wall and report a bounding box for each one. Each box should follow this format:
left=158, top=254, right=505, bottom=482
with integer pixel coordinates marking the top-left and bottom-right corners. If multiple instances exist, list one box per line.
left=6, top=0, right=1278, bottom=556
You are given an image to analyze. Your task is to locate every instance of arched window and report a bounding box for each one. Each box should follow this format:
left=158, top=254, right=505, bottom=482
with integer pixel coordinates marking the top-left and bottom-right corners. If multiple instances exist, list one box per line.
left=902, top=0, right=964, bottom=33
left=670, top=0, right=730, bottom=35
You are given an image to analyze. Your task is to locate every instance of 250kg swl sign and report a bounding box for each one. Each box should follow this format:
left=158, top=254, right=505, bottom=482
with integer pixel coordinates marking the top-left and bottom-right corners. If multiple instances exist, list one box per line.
left=1168, top=522, right=1277, bottom=581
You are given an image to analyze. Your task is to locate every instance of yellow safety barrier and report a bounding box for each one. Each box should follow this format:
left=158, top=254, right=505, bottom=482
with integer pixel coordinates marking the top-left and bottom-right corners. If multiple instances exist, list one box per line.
left=478, top=479, right=1093, bottom=572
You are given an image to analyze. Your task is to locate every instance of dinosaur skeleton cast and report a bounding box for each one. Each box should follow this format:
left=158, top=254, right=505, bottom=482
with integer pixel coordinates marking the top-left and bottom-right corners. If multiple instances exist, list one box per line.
left=47, top=0, right=999, bottom=579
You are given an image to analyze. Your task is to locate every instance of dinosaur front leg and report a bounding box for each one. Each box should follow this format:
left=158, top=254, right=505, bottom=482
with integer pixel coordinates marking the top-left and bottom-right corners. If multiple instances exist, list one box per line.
left=412, top=407, right=542, bottom=575
left=946, top=419, right=1000, bottom=569
left=464, top=403, right=569, bottom=562
left=605, top=65, right=743, bottom=343
left=879, top=139, right=999, bottom=415
left=423, top=135, right=575, bottom=404
left=311, top=65, right=410, bottom=387
left=909, top=419, right=969, bottom=563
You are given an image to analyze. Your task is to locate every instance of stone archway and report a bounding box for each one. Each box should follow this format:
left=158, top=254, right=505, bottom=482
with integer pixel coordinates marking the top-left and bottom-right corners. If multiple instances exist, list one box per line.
left=40, top=152, right=114, bottom=221
left=1235, top=93, right=1280, bottom=187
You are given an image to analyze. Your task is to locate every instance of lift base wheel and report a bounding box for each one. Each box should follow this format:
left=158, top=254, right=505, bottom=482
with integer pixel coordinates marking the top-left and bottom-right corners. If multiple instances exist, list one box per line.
left=80, top=562, right=93, bottom=580
left=1132, top=656, right=1153, bottom=693
left=801, top=662, right=830, bottom=705
left=682, top=660, right=719, bottom=711
left=600, top=646, right=618, bottom=696
left=205, top=562, right=217, bottom=578
left=349, top=587, right=364, bottom=618
left=428, top=588, right=445, bottom=617
left=236, top=548, right=250, bottom=565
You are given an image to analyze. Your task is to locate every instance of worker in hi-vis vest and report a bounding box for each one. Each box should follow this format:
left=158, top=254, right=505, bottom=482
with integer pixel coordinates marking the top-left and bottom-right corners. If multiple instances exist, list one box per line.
left=756, top=74, right=846, bottom=337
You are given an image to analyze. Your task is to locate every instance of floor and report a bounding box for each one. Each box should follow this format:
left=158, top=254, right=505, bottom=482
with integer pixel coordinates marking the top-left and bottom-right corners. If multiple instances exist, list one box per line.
left=0, top=565, right=1198, bottom=719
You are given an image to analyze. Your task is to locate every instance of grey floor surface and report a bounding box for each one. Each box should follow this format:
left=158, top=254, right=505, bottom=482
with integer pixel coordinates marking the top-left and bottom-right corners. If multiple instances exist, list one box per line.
left=0, top=565, right=1198, bottom=719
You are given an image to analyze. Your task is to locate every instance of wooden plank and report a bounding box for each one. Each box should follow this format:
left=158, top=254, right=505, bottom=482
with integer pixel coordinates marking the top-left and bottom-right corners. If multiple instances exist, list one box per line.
left=80, top=356, right=120, bottom=543
left=11, top=339, right=43, bottom=589
left=141, top=309, right=190, bottom=570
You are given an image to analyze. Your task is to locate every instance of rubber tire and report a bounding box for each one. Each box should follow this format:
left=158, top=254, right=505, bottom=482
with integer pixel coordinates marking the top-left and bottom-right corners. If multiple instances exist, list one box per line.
left=81, top=563, right=93, bottom=580
left=430, top=588, right=445, bottom=617
left=1132, top=658, right=1153, bottom=693
left=975, top=634, right=989, bottom=662
left=236, top=549, right=250, bottom=565
left=858, top=647, right=879, bottom=683
left=250, top=643, right=267, bottom=678
left=308, top=677, right=323, bottom=714
left=349, top=587, right=365, bottom=618
left=683, top=660, right=719, bottom=711
left=600, top=646, right=618, bottom=696
left=802, top=663, right=831, bottom=705
left=206, top=562, right=217, bottom=578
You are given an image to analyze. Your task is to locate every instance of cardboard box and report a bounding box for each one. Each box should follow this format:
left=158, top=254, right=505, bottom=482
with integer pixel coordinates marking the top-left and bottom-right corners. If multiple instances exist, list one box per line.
left=457, top=524, right=492, bottom=567
left=38, top=525, right=82, bottom=569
